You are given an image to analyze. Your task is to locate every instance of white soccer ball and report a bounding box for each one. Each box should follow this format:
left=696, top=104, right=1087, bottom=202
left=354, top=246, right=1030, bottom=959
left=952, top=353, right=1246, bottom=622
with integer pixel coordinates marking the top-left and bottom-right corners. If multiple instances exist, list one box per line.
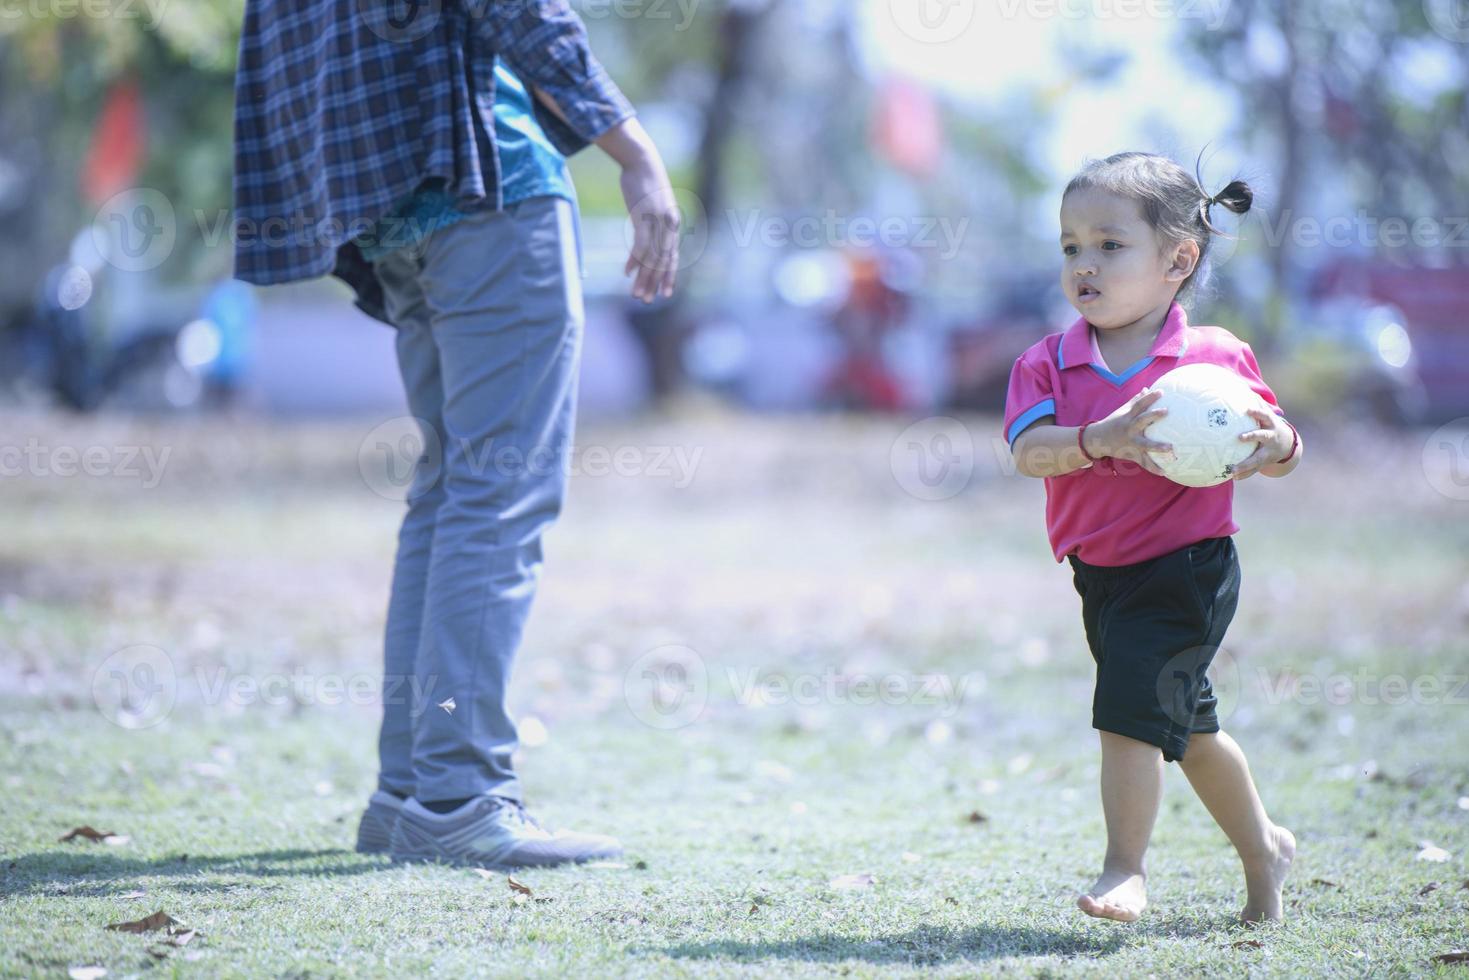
left=1144, top=363, right=1272, bottom=488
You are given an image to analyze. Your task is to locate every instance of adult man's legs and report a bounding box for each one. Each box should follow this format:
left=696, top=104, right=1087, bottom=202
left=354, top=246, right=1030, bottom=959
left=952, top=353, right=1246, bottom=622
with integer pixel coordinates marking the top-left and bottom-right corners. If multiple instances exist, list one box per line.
left=375, top=196, right=620, bottom=865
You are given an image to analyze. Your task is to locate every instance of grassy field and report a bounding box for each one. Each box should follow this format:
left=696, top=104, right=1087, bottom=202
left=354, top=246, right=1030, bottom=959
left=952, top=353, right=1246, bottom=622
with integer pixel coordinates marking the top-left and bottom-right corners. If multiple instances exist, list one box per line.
left=1, top=407, right=1467, bottom=978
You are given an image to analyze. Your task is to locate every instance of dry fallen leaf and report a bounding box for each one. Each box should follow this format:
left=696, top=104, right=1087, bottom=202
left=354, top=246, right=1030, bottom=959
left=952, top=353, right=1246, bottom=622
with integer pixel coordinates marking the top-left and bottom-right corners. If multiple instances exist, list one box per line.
left=966, top=810, right=988, bottom=825
left=507, top=876, right=534, bottom=898
left=1233, top=939, right=1264, bottom=950
left=748, top=903, right=758, bottom=915
left=1434, top=951, right=1469, bottom=964
left=1419, top=882, right=1440, bottom=897
left=472, top=868, right=496, bottom=881
left=1311, top=878, right=1343, bottom=889
left=59, top=826, right=128, bottom=845
left=118, top=890, right=147, bottom=900
left=106, top=911, right=181, bottom=934
left=944, top=896, right=960, bottom=906
left=828, top=873, right=876, bottom=890
left=146, top=930, right=197, bottom=958
left=67, top=968, right=106, bottom=980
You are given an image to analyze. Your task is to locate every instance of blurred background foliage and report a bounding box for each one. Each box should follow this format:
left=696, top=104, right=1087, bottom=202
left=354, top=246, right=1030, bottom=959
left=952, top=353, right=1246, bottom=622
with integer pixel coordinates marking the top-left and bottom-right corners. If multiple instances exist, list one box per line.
left=3, top=0, right=1466, bottom=418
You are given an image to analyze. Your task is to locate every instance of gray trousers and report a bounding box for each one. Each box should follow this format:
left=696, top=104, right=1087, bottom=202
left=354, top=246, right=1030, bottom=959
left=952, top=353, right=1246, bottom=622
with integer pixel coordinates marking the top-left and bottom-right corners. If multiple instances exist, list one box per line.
left=371, top=195, right=583, bottom=804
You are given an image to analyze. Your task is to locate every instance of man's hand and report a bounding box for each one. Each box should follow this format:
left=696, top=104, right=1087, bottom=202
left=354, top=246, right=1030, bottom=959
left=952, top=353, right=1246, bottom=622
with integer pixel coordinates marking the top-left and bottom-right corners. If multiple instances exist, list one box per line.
left=531, top=91, right=681, bottom=303
left=587, top=115, right=679, bottom=303
left=618, top=161, right=680, bottom=303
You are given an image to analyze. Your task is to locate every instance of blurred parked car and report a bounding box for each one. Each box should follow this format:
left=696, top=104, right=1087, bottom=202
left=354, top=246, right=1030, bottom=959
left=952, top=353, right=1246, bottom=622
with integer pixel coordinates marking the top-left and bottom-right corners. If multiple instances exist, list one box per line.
left=1308, top=260, right=1469, bottom=423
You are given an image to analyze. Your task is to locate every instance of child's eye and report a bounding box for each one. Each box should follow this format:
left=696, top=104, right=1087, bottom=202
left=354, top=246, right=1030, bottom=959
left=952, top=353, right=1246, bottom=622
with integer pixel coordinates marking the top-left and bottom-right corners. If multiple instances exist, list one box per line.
left=1062, top=245, right=1078, bottom=256
left=1102, top=241, right=1123, bottom=251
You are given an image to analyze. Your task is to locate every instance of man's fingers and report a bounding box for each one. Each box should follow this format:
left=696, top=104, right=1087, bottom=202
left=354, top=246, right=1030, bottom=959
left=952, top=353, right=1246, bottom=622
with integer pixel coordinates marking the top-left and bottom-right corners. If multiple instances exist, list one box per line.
left=627, top=209, right=681, bottom=302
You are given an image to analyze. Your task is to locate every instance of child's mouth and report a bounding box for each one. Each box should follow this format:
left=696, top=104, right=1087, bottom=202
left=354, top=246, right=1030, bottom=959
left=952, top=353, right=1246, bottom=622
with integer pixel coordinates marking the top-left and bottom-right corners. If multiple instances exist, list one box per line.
left=1077, top=284, right=1101, bottom=303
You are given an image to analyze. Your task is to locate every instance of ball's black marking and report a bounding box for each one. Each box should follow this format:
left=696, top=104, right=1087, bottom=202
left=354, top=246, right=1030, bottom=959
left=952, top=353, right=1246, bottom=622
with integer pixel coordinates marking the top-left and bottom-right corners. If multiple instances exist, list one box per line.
left=1208, top=408, right=1229, bottom=428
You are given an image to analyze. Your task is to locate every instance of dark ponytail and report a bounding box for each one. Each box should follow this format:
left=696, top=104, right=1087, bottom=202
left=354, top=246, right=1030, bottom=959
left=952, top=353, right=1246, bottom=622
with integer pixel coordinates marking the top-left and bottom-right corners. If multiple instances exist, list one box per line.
left=1201, top=178, right=1253, bottom=233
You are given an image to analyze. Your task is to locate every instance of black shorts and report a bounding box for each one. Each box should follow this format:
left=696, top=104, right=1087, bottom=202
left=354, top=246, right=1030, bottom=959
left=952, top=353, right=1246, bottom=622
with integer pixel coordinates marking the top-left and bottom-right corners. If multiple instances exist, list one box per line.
left=1068, top=536, right=1240, bottom=762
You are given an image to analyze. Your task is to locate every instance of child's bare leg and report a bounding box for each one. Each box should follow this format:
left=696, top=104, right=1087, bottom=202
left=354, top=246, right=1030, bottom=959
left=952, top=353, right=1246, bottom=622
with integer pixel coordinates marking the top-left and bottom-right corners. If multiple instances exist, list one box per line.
left=1178, top=730, right=1295, bottom=922
left=1079, top=731, right=1163, bottom=922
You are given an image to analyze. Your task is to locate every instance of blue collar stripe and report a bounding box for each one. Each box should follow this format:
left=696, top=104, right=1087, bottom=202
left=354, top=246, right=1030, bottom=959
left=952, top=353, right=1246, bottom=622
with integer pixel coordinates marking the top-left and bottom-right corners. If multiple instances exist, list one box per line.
left=1089, top=356, right=1155, bottom=386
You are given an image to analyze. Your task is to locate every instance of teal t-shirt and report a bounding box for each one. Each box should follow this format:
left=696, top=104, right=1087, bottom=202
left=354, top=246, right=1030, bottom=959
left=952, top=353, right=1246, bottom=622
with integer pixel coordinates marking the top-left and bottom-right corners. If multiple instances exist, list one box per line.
left=357, top=60, right=575, bottom=261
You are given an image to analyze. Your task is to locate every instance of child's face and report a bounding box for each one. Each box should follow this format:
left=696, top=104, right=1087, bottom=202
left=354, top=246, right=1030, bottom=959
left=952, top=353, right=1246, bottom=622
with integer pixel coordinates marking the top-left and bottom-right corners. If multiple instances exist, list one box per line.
left=1058, top=187, right=1198, bottom=329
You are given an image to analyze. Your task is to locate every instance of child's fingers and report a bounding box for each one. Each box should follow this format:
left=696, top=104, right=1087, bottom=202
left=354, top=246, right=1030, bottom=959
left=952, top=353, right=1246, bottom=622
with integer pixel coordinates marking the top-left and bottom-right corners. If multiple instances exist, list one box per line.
left=1139, top=409, right=1168, bottom=429
left=1231, top=444, right=1273, bottom=478
left=1129, top=389, right=1164, bottom=414
left=1237, top=428, right=1274, bottom=442
left=1127, top=411, right=1167, bottom=437
left=1137, top=453, right=1168, bottom=477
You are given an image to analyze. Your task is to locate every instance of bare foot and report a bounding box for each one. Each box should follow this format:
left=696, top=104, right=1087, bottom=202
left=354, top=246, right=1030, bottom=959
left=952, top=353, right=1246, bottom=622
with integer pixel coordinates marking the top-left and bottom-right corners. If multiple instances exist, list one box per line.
left=1078, top=869, right=1148, bottom=922
left=1240, top=824, right=1295, bottom=923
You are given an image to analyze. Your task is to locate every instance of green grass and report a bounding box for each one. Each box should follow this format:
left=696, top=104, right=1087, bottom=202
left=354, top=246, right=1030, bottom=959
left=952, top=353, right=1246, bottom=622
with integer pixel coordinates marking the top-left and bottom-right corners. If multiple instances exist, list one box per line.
left=1, top=411, right=1467, bottom=977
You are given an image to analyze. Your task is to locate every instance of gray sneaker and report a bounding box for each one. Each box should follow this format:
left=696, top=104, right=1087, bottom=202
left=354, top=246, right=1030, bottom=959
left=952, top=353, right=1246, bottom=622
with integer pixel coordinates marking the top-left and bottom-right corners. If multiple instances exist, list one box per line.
left=355, top=790, right=405, bottom=854
left=389, top=796, right=623, bottom=870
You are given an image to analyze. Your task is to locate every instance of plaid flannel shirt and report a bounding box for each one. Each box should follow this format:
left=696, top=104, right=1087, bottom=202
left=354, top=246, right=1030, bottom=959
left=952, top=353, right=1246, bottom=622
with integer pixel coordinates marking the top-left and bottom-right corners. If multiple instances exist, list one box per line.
left=232, top=0, right=634, bottom=323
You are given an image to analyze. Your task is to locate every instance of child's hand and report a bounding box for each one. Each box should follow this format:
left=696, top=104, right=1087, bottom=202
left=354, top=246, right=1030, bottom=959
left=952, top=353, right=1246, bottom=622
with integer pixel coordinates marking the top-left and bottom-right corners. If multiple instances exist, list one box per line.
left=1232, top=408, right=1292, bottom=480
left=1085, top=388, right=1172, bottom=477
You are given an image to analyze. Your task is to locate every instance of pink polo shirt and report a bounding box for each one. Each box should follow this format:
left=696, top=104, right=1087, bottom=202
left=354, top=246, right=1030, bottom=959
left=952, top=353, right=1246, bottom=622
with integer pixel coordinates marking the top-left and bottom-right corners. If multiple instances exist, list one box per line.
left=1002, top=303, right=1283, bottom=567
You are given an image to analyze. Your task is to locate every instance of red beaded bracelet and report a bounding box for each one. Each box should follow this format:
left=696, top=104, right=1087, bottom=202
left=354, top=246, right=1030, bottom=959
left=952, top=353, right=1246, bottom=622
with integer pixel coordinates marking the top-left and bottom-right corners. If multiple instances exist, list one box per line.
left=1276, top=421, right=1300, bottom=465
left=1078, top=421, right=1100, bottom=462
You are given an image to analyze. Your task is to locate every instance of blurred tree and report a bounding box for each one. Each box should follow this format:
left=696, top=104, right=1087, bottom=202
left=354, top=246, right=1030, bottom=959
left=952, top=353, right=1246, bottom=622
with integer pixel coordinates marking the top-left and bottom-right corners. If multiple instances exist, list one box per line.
left=1187, top=0, right=1469, bottom=343
left=0, top=0, right=242, bottom=311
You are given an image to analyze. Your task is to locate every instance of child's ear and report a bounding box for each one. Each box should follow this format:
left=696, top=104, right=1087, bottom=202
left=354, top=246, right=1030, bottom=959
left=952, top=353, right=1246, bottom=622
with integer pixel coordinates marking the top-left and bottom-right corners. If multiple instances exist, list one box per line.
left=1164, top=239, right=1200, bottom=283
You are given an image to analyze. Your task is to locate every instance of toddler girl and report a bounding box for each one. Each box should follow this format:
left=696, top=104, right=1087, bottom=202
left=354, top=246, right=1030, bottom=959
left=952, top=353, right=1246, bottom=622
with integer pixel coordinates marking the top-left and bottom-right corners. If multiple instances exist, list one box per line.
left=1004, top=151, right=1301, bottom=923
